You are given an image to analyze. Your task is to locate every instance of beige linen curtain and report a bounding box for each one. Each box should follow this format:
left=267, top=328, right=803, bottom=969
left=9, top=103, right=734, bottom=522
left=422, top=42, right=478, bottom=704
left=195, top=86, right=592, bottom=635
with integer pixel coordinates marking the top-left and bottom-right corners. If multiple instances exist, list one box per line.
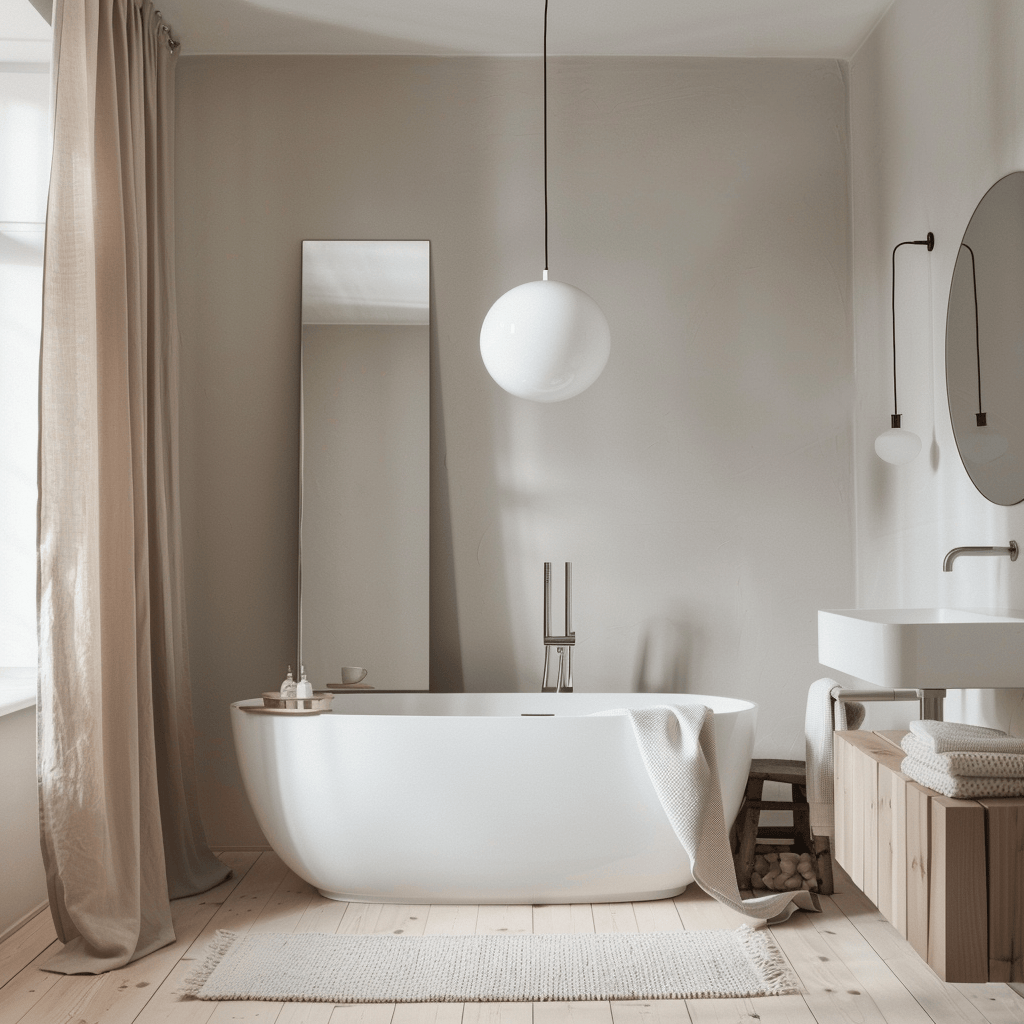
left=38, top=0, right=228, bottom=974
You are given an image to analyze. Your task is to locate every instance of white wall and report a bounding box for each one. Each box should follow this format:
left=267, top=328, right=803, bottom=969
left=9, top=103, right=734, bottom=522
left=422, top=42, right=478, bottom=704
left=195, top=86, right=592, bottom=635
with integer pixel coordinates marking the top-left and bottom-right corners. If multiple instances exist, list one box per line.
left=0, top=59, right=49, bottom=936
left=850, top=0, right=1024, bottom=733
left=0, top=65, right=48, bottom=669
left=176, top=55, right=854, bottom=846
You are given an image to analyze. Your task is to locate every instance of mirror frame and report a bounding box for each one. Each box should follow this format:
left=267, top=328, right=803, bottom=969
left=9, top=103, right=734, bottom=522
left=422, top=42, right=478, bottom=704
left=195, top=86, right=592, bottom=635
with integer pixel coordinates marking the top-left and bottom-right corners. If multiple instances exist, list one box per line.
left=298, top=239, right=431, bottom=689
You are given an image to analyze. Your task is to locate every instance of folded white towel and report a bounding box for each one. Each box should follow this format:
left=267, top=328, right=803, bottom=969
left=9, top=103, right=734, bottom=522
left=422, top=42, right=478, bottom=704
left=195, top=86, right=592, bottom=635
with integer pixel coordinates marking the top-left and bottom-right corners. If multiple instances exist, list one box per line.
left=900, top=756, right=1024, bottom=799
left=805, top=678, right=865, bottom=839
left=598, top=705, right=818, bottom=924
left=909, top=719, right=1024, bottom=754
left=901, top=733, right=1024, bottom=779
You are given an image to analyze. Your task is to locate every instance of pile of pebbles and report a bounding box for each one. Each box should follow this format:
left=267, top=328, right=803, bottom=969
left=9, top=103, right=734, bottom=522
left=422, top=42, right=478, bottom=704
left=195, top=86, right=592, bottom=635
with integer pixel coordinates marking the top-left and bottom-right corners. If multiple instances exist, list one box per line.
left=748, top=846, right=818, bottom=891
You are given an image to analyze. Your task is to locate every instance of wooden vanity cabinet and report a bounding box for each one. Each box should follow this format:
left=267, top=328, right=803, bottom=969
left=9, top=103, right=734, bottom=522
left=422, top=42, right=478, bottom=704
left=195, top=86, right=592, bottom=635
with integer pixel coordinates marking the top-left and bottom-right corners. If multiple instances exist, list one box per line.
left=834, top=730, right=1024, bottom=983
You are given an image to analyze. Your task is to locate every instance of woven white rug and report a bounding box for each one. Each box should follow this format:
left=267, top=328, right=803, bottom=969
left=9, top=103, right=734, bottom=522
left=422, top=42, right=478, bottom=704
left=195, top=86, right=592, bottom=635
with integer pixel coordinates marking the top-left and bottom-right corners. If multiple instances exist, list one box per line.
left=182, top=928, right=799, bottom=1002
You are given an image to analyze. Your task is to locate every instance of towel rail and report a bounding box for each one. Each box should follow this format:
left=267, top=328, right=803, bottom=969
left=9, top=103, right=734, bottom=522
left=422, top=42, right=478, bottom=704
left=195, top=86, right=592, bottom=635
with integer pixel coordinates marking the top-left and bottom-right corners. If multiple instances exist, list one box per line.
left=832, top=686, right=946, bottom=721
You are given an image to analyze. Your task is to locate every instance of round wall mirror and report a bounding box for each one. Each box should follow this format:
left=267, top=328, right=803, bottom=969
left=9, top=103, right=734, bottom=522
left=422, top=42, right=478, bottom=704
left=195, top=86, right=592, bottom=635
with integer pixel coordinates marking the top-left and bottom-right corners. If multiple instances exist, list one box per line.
left=946, top=171, right=1024, bottom=505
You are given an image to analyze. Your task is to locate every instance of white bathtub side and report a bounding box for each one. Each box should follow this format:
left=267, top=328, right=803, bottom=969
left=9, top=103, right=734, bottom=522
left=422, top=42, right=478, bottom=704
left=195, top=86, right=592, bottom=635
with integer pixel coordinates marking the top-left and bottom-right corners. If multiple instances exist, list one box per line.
left=231, top=694, right=756, bottom=904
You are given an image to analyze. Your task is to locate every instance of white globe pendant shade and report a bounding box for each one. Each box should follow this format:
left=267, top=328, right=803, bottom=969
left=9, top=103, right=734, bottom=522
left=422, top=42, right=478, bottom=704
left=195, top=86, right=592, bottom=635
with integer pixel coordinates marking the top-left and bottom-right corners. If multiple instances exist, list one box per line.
left=874, top=426, right=922, bottom=465
left=480, top=278, right=610, bottom=402
left=958, top=429, right=1009, bottom=465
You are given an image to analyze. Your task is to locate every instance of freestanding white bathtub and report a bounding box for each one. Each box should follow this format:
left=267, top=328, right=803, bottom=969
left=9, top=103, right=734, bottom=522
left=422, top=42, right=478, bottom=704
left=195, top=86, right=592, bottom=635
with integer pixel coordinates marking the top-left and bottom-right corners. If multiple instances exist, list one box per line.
left=230, top=692, right=756, bottom=904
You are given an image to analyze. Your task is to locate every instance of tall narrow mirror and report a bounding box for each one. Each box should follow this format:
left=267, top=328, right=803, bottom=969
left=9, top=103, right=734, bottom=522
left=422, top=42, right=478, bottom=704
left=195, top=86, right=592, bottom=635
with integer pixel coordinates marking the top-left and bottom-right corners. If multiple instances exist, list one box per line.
left=300, top=240, right=430, bottom=690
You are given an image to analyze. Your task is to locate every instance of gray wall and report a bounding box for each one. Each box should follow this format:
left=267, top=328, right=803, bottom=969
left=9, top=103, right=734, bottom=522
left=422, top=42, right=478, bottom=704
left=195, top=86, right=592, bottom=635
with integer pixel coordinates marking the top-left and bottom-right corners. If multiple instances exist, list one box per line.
left=850, top=0, right=1024, bottom=734
left=175, top=55, right=854, bottom=847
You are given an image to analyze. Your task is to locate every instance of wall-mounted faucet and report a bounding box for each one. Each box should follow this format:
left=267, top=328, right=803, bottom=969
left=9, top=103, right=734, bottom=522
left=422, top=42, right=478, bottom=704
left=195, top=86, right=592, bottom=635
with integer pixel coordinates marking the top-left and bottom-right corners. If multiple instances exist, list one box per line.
left=942, top=540, right=1018, bottom=572
left=541, top=562, right=574, bottom=692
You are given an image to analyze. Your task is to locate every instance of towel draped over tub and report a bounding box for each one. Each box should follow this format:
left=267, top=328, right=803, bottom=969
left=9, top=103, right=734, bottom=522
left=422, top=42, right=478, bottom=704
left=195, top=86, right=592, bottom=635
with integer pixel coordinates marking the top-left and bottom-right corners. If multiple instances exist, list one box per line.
left=601, top=705, right=819, bottom=923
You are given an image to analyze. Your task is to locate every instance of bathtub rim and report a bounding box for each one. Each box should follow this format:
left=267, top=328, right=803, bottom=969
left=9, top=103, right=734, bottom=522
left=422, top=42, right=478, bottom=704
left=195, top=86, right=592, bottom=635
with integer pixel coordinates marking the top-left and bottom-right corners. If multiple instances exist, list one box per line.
left=230, top=691, right=758, bottom=720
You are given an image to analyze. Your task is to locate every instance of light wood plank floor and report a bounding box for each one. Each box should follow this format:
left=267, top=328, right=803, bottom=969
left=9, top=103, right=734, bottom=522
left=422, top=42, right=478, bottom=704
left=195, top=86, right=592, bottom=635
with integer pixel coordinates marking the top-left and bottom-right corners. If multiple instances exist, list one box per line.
left=1, top=853, right=1021, bottom=1024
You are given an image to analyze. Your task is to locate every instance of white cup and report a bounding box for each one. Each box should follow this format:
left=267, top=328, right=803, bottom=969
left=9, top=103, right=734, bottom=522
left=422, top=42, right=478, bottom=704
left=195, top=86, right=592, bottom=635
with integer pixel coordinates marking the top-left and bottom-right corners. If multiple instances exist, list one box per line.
left=341, top=666, right=368, bottom=686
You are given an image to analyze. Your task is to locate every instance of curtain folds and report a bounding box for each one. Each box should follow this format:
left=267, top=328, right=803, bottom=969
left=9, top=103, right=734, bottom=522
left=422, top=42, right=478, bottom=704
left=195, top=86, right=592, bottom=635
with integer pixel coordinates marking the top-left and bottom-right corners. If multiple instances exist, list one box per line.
left=38, top=0, right=228, bottom=975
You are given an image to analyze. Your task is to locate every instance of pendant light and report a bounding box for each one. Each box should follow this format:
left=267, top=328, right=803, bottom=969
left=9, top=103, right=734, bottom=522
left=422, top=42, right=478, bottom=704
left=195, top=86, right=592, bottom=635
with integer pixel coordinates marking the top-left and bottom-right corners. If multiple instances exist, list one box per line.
left=956, top=242, right=1007, bottom=464
left=874, top=233, right=933, bottom=465
left=479, top=0, right=610, bottom=402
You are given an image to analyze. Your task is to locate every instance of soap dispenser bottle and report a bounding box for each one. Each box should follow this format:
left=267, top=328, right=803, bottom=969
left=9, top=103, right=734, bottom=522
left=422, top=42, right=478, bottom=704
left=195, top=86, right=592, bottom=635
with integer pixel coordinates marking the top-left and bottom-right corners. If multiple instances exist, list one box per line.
left=280, top=666, right=297, bottom=698
left=296, top=666, right=313, bottom=700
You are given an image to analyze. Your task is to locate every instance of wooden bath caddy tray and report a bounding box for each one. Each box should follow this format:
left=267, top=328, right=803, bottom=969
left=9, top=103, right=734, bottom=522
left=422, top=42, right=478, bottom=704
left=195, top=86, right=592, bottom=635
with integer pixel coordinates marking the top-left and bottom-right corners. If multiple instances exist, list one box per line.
left=238, top=692, right=335, bottom=714
left=835, top=729, right=1024, bottom=983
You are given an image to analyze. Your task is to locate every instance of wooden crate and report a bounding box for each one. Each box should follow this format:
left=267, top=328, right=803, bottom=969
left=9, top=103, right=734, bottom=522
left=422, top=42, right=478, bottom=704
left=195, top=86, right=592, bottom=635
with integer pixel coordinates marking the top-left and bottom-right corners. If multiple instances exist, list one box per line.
left=834, top=730, right=1015, bottom=983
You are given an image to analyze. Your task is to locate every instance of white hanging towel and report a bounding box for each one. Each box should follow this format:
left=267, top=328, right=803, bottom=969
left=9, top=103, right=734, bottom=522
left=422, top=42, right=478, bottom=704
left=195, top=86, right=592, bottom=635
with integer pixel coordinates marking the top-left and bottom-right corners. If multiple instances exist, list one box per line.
left=597, top=704, right=819, bottom=924
left=804, top=678, right=864, bottom=839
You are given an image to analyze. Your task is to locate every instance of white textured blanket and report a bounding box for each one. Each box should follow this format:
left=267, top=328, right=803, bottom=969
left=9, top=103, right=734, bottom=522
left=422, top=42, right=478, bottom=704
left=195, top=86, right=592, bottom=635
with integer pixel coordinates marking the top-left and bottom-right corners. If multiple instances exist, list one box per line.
left=605, top=705, right=819, bottom=924
left=909, top=719, right=1024, bottom=754
left=901, top=732, right=1024, bottom=778
left=804, top=678, right=865, bottom=838
left=900, top=757, right=1024, bottom=799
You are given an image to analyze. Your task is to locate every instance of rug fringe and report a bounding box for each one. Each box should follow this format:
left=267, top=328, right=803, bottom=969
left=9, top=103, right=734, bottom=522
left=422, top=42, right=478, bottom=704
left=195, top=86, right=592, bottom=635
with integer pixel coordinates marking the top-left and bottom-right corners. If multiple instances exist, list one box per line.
left=180, top=930, right=240, bottom=997
left=734, top=926, right=801, bottom=996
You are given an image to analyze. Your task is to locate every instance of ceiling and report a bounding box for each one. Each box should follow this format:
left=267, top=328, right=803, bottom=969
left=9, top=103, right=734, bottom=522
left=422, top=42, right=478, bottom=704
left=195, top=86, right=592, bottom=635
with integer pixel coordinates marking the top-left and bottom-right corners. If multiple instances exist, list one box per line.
left=151, top=0, right=894, bottom=58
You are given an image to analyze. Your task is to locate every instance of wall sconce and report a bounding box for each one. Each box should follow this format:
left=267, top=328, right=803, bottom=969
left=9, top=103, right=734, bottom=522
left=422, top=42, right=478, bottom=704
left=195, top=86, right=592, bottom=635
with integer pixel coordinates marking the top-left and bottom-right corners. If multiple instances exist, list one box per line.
left=956, top=242, right=1007, bottom=464
left=874, top=232, right=934, bottom=465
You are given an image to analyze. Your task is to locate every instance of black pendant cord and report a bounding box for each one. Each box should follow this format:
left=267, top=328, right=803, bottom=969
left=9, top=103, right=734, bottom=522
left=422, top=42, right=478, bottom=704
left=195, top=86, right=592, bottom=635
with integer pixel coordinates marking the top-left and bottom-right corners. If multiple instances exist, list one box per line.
left=890, top=232, right=934, bottom=427
left=959, top=242, right=985, bottom=424
left=543, top=0, right=549, bottom=276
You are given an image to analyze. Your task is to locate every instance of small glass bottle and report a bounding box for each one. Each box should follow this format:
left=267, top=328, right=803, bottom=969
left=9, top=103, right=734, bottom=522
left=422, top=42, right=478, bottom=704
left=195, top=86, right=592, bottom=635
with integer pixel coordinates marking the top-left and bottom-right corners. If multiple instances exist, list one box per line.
left=279, top=666, right=297, bottom=699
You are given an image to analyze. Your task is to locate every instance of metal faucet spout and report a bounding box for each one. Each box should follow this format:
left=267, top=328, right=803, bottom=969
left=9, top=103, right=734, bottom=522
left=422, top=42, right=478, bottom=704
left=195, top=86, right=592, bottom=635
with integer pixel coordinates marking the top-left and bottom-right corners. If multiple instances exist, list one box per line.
left=541, top=562, right=575, bottom=692
left=942, top=540, right=1018, bottom=571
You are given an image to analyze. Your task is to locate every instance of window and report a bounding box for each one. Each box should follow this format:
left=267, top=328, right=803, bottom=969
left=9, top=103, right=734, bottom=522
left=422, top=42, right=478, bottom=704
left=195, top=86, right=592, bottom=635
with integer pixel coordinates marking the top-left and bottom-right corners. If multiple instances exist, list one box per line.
left=0, top=3, right=52, bottom=710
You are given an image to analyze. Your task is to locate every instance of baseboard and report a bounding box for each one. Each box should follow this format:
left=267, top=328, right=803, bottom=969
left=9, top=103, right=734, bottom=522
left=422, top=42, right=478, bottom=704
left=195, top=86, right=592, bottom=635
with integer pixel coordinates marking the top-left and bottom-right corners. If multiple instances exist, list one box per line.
left=213, top=845, right=273, bottom=853
left=0, top=901, right=49, bottom=946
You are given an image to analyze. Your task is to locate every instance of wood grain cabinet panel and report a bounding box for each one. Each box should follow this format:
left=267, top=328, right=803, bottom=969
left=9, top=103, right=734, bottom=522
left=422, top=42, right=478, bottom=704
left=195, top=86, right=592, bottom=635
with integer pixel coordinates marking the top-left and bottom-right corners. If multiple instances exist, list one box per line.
left=906, top=781, right=931, bottom=961
left=979, top=798, right=1024, bottom=982
left=927, top=796, right=987, bottom=981
left=833, top=730, right=1011, bottom=983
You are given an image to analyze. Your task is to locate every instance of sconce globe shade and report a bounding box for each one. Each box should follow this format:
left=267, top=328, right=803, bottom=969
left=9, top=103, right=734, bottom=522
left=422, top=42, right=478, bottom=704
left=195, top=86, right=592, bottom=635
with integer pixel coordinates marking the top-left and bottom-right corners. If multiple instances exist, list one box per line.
left=874, top=426, right=922, bottom=465
left=480, top=278, right=610, bottom=402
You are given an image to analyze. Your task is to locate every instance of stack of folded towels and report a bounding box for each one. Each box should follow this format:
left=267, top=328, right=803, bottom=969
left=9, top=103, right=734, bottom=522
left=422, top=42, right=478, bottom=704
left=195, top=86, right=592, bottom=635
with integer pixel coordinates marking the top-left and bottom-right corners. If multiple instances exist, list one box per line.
left=900, top=720, right=1024, bottom=799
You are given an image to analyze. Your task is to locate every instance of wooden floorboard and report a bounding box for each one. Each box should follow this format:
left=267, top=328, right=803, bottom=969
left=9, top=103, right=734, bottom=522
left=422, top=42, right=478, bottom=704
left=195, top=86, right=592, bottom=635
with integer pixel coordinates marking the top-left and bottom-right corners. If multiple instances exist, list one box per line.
left=462, top=1004, right=531, bottom=1024
left=3, top=855, right=1024, bottom=1024
left=829, top=863, right=995, bottom=1024
left=0, top=939, right=68, bottom=1023
left=800, top=896, right=933, bottom=1024
left=591, top=903, right=639, bottom=934
left=182, top=851, right=289, bottom=959
left=950, top=984, right=1024, bottom=1024
left=7, top=851, right=259, bottom=1024
left=767, top=906, right=891, bottom=1024
left=0, top=909, right=57, bottom=990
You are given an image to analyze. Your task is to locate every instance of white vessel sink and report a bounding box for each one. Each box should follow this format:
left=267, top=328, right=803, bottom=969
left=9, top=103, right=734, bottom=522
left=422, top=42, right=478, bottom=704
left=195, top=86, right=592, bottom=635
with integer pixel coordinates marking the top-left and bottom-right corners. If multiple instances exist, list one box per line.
left=818, top=608, right=1024, bottom=689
